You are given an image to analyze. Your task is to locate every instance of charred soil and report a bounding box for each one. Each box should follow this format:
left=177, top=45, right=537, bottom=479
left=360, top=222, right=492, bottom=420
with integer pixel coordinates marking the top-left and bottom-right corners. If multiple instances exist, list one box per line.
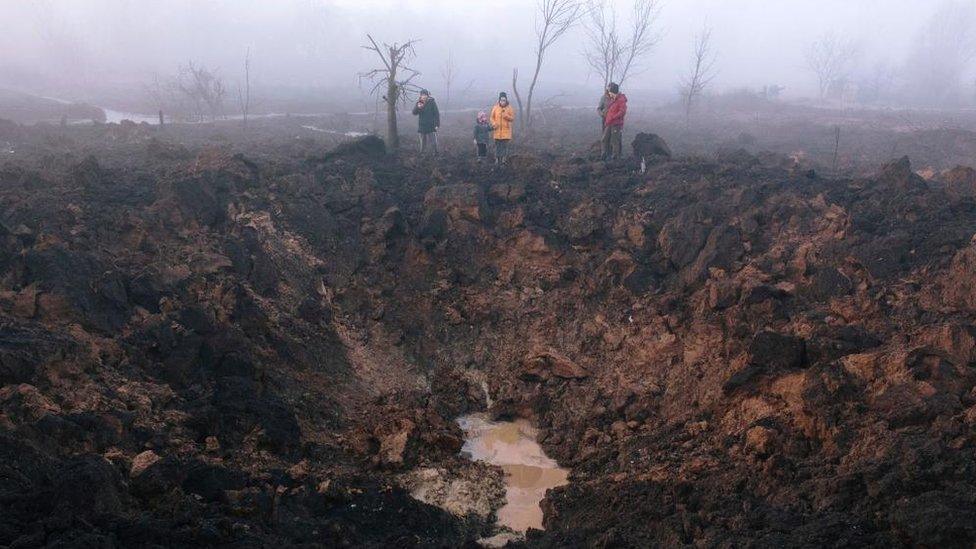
left=1, top=120, right=976, bottom=548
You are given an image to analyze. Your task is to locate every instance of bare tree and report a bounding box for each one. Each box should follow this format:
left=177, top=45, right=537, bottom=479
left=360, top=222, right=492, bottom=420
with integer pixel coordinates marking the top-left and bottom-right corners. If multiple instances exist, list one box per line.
left=805, top=32, right=858, bottom=103
left=679, top=26, right=718, bottom=123
left=903, top=0, right=976, bottom=106
left=176, top=62, right=226, bottom=121
left=619, top=0, right=662, bottom=84
left=583, top=0, right=661, bottom=87
left=359, top=34, right=421, bottom=153
left=461, top=78, right=477, bottom=99
left=145, top=72, right=170, bottom=122
left=237, top=47, right=251, bottom=130
left=512, top=68, right=525, bottom=122
left=583, top=1, right=622, bottom=87
left=517, top=0, right=584, bottom=133
left=441, top=51, right=457, bottom=109
left=859, top=60, right=897, bottom=104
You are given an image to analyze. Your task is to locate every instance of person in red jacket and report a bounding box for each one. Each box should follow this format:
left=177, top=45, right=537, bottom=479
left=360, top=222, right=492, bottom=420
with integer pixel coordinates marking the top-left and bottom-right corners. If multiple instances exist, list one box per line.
left=602, top=82, right=628, bottom=161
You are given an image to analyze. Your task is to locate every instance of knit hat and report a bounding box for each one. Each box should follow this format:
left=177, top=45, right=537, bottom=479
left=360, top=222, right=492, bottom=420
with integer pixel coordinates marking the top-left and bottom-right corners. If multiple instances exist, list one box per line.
left=420, top=89, right=430, bottom=96
left=608, top=82, right=620, bottom=94
left=499, top=92, right=508, bottom=100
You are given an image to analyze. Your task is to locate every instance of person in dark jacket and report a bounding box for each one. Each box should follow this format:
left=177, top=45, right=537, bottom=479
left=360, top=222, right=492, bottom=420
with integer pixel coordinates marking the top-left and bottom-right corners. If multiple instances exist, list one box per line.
left=473, top=111, right=491, bottom=162
left=602, top=82, right=627, bottom=161
left=597, top=84, right=612, bottom=130
left=412, top=89, right=440, bottom=156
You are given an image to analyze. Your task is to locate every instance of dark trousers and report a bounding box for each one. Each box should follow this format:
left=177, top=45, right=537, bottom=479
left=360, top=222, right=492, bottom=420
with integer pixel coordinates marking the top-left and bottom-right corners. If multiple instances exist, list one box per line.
left=602, top=125, right=622, bottom=159
left=494, top=139, right=511, bottom=163
left=420, top=132, right=438, bottom=155
left=477, top=143, right=488, bottom=158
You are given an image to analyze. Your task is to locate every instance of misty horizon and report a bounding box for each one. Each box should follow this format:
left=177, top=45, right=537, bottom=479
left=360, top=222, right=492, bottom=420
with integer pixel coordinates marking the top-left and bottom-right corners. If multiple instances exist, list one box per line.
left=3, top=0, right=974, bottom=112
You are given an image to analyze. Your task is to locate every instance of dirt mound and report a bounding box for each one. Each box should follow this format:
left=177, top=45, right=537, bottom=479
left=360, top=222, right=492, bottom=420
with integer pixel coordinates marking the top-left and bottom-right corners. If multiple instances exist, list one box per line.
left=318, top=134, right=386, bottom=161
left=632, top=132, right=672, bottom=161
left=940, top=165, right=976, bottom=197
left=1, top=128, right=976, bottom=547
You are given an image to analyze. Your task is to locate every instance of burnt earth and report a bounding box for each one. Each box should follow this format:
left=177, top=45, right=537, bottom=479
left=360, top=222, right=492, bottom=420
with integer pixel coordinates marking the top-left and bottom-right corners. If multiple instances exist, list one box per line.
left=1, top=127, right=975, bottom=547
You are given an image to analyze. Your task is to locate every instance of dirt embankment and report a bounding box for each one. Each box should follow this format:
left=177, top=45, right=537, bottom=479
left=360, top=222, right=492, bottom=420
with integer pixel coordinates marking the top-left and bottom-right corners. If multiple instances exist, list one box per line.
left=1, top=128, right=975, bottom=547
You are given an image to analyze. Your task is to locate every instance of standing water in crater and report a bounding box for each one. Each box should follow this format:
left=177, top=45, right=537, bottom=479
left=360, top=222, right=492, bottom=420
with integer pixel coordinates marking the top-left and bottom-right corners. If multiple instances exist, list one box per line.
left=457, top=414, right=569, bottom=538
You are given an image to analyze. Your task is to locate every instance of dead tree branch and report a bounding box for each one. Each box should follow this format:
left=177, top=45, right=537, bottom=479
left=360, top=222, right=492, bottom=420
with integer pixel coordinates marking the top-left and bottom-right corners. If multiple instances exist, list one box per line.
left=523, top=0, right=584, bottom=133
left=618, top=0, right=662, bottom=83
left=512, top=67, right=525, bottom=124
left=583, top=1, right=623, bottom=86
left=237, top=47, right=251, bottom=130
left=583, top=0, right=661, bottom=87
left=441, top=51, right=457, bottom=109
left=680, top=26, right=718, bottom=124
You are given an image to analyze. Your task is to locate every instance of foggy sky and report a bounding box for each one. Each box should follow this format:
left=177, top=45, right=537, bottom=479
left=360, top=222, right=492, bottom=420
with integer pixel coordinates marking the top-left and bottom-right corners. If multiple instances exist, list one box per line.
left=0, top=0, right=964, bottom=104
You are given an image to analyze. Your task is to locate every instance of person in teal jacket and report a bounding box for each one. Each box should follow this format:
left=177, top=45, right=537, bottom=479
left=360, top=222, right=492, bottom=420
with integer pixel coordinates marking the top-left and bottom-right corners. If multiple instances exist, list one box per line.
left=473, top=111, right=491, bottom=162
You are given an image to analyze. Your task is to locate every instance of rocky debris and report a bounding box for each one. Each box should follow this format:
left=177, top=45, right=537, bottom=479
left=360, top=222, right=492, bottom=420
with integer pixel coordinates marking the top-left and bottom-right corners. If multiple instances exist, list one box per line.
left=56, top=455, right=126, bottom=516
left=350, top=396, right=466, bottom=469
left=129, top=449, right=160, bottom=477
left=376, top=205, right=408, bottom=239
left=318, top=134, right=386, bottom=161
left=377, top=417, right=415, bottom=465
left=944, top=240, right=976, bottom=311
left=558, top=199, right=607, bottom=241
left=488, top=182, right=526, bottom=203
left=507, top=154, right=543, bottom=174
left=161, top=149, right=258, bottom=227
left=749, top=330, right=807, bottom=371
left=658, top=210, right=709, bottom=269
left=0, top=383, right=62, bottom=420
left=424, top=183, right=487, bottom=222
left=920, top=323, right=976, bottom=367
left=743, top=424, right=778, bottom=457
left=877, top=155, right=928, bottom=193
left=939, top=165, right=976, bottom=197
left=147, top=137, right=192, bottom=161
left=520, top=351, right=588, bottom=381
left=397, top=463, right=506, bottom=519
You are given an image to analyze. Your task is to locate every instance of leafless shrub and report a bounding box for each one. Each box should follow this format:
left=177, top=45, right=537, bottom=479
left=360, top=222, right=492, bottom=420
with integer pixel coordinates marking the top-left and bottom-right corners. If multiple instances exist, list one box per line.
left=805, top=32, right=858, bottom=103
left=176, top=62, right=227, bottom=121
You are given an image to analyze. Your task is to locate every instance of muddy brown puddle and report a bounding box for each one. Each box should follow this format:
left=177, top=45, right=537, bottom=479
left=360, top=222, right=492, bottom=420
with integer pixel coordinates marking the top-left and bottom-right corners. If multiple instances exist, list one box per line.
left=457, top=414, right=569, bottom=540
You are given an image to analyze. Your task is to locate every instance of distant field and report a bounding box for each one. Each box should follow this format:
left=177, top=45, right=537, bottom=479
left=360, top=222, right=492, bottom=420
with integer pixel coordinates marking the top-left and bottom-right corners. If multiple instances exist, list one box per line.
left=0, top=88, right=105, bottom=124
